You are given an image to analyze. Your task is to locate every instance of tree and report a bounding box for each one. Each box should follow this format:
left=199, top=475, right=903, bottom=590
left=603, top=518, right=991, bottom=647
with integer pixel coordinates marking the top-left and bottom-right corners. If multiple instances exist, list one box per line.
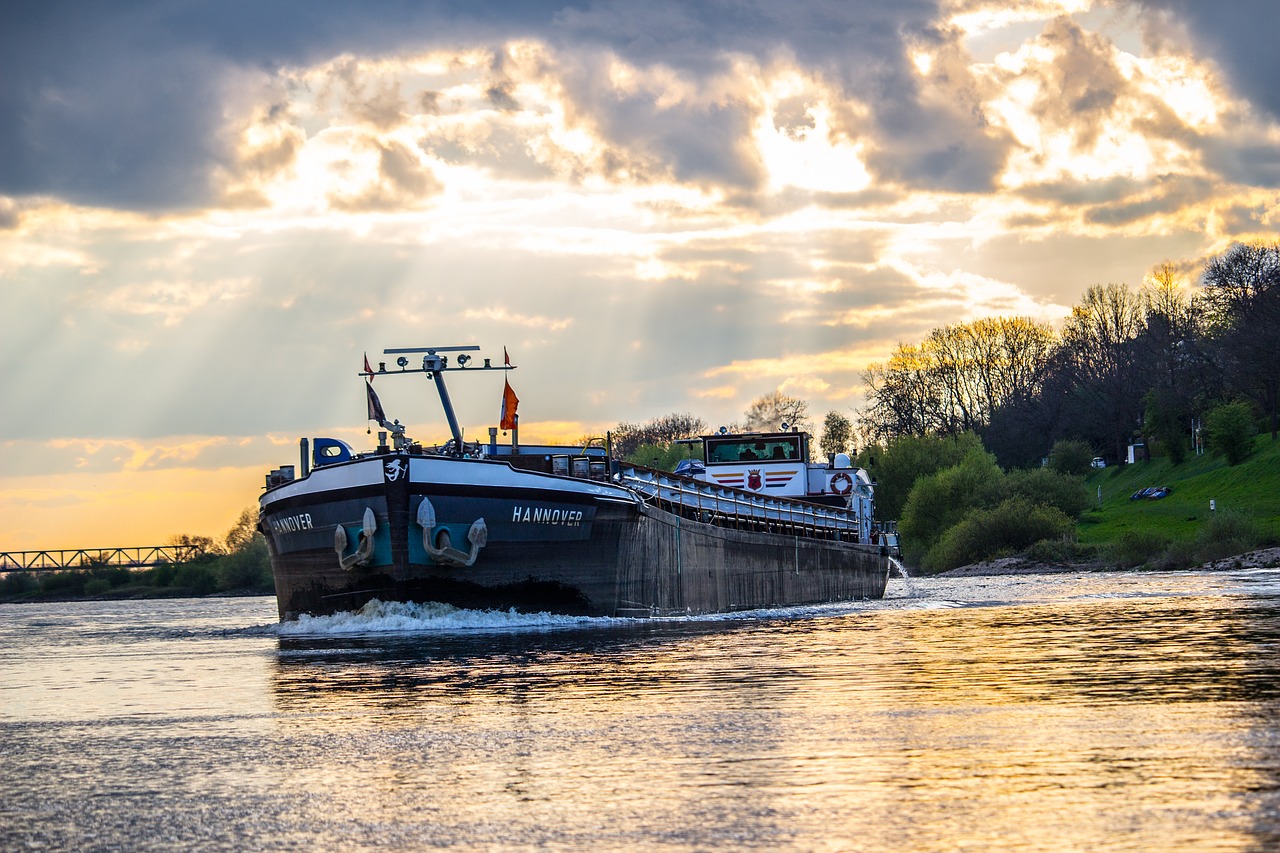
left=1202, top=400, right=1256, bottom=465
left=925, top=317, right=1057, bottom=434
left=611, top=412, right=707, bottom=458
left=743, top=390, right=809, bottom=433
left=819, top=411, right=853, bottom=459
left=1137, top=261, right=1208, bottom=464
left=224, top=507, right=260, bottom=553
left=898, top=446, right=1004, bottom=566
left=860, top=317, right=1057, bottom=446
left=168, top=532, right=221, bottom=555
left=1057, top=283, right=1149, bottom=464
left=855, top=431, right=987, bottom=522
left=1047, top=439, right=1092, bottom=476
left=860, top=343, right=945, bottom=441
left=1198, top=242, right=1280, bottom=439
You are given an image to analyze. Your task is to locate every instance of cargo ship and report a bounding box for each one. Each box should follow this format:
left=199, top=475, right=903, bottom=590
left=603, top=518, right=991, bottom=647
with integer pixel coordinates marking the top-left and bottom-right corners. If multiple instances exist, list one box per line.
left=258, top=345, right=897, bottom=620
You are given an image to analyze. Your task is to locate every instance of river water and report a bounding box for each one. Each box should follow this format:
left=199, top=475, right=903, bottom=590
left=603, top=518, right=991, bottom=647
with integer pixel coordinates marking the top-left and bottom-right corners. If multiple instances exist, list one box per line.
left=3, top=570, right=1280, bottom=852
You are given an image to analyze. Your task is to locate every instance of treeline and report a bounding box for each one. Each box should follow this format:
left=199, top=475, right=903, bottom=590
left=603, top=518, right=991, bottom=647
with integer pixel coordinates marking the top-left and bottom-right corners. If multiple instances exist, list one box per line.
left=0, top=509, right=272, bottom=600
left=859, top=243, right=1280, bottom=469
left=597, top=242, right=1279, bottom=574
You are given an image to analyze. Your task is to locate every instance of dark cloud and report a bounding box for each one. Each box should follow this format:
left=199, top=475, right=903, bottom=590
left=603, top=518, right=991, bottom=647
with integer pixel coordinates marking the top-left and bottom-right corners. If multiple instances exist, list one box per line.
left=1200, top=139, right=1280, bottom=190
left=0, top=0, right=563, bottom=209
left=557, top=0, right=1011, bottom=195
left=0, top=0, right=1032, bottom=209
left=1132, top=1, right=1280, bottom=121
left=1083, top=174, right=1215, bottom=225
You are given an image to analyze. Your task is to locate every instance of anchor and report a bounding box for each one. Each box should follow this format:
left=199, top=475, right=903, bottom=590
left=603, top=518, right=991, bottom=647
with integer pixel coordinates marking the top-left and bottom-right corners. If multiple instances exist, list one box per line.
left=417, top=497, right=488, bottom=567
left=334, top=507, right=377, bottom=570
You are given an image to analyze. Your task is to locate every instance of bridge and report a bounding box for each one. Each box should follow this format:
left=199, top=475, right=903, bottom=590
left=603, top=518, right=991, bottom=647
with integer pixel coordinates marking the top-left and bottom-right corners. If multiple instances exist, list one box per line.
left=0, top=545, right=206, bottom=573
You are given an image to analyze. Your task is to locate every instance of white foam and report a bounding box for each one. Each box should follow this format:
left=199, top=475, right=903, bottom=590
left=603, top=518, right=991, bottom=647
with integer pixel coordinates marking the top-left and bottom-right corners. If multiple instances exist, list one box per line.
left=276, top=599, right=627, bottom=637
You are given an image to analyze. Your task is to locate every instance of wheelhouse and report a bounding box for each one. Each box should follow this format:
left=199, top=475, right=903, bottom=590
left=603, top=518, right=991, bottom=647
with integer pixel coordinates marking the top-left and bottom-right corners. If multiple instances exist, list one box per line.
left=704, top=432, right=806, bottom=465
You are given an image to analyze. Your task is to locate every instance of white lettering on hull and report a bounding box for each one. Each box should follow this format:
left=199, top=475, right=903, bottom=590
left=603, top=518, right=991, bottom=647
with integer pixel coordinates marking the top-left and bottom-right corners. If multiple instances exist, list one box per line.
left=269, top=513, right=314, bottom=535
left=511, top=506, right=584, bottom=527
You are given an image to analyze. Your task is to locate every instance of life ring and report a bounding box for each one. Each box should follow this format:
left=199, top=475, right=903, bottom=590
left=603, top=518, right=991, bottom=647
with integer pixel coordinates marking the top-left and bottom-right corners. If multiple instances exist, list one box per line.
left=830, top=472, right=853, bottom=496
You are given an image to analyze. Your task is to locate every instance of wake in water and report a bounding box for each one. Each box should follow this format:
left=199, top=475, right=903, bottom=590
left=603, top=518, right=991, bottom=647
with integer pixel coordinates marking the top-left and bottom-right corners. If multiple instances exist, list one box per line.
left=273, top=596, right=910, bottom=637
left=275, top=599, right=629, bottom=637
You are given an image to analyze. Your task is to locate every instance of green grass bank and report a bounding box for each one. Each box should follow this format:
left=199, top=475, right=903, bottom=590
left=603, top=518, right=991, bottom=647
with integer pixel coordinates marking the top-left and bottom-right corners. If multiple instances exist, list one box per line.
left=1067, top=433, right=1280, bottom=570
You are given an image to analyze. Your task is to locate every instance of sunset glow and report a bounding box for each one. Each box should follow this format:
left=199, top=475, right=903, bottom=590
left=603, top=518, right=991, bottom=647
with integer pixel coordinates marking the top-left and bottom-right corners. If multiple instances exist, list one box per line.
left=2, top=0, right=1278, bottom=549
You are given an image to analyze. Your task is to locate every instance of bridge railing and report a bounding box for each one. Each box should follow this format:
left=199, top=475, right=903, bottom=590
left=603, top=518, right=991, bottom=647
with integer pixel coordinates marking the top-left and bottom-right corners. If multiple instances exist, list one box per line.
left=0, top=545, right=206, bottom=573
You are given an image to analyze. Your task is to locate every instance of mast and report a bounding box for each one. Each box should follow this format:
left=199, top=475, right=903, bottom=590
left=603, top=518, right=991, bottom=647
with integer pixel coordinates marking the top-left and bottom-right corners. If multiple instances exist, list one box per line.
left=376, top=345, right=514, bottom=454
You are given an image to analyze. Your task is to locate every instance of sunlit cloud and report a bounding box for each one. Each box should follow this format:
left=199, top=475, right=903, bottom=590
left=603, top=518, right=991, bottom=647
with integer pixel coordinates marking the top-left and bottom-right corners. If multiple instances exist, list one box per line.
left=2, top=0, right=1278, bottom=547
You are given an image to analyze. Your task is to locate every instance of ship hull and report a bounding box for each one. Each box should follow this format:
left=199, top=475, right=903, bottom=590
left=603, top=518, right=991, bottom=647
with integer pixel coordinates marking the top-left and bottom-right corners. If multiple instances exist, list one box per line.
left=260, top=454, right=890, bottom=620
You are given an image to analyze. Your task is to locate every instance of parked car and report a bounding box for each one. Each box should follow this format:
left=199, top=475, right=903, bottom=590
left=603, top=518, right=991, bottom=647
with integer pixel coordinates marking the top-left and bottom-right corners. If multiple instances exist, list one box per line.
left=1091, top=457, right=1106, bottom=468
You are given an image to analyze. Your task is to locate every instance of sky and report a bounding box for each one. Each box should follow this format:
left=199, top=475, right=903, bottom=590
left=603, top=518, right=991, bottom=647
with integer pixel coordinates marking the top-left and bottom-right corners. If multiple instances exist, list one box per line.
left=2, top=0, right=1279, bottom=550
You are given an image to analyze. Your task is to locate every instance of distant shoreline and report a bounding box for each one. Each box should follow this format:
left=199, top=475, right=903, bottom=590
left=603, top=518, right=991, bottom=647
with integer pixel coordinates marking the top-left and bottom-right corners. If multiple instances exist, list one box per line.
left=934, top=546, right=1280, bottom=578
left=6, top=550, right=1280, bottom=606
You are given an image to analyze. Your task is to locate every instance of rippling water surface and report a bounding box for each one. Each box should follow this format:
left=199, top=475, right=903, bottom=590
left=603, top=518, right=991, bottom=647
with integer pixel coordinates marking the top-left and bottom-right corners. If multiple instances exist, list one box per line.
left=3, top=570, right=1280, bottom=851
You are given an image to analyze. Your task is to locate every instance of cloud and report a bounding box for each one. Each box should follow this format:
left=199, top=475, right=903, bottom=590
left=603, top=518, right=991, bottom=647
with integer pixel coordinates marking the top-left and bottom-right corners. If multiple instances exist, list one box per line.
left=0, top=0, right=1027, bottom=210
left=3, top=0, right=1279, bottom=550
left=1132, top=1, right=1280, bottom=121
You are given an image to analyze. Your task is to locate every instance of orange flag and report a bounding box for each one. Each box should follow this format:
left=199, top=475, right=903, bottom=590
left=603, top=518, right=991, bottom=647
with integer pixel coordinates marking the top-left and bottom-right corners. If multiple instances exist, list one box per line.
left=500, top=379, right=519, bottom=431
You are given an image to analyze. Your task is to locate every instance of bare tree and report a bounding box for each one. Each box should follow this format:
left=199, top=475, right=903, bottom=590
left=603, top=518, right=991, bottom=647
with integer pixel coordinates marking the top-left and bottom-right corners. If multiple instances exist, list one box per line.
left=611, top=412, right=707, bottom=458
left=860, top=317, right=1057, bottom=445
left=743, top=389, right=809, bottom=432
left=860, top=343, right=946, bottom=442
left=1058, top=283, right=1149, bottom=463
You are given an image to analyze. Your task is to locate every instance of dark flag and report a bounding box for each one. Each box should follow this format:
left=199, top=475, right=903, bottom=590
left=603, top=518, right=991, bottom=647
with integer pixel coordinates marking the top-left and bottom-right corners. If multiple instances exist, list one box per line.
left=364, top=352, right=375, bottom=381
left=366, top=381, right=386, bottom=423
left=500, top=379, right=519, bottom=431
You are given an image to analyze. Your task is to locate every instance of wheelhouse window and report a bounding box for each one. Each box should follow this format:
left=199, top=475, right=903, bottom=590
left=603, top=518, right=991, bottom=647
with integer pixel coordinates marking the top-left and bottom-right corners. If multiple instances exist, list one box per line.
left=705, top=435, right=804, bottom=464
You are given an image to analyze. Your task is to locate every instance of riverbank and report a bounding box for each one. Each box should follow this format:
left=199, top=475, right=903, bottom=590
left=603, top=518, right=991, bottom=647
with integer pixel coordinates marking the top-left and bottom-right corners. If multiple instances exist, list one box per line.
left=936, top=546, right=1280, bottom=578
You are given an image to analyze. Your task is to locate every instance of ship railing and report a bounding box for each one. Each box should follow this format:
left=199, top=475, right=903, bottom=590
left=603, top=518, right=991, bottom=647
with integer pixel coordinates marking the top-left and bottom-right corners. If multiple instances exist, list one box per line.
left=617, top=465, right=860, bottom=542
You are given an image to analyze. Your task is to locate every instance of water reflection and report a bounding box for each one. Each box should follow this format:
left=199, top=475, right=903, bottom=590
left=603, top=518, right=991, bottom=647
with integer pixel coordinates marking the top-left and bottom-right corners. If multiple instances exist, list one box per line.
left=265, top=593, right=1280, bottom=851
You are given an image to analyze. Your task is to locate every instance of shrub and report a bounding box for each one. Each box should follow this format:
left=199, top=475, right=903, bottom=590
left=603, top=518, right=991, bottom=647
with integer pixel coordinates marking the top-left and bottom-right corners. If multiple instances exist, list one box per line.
left=172, top=562, right=218, bottom=595
left=39, top=570, right=87, bottom=594
left=1189, top=508, right=1265, bottom=563
left=1026, top=538, right=1095, bottom=564
left=627, top=441, right=701, bottom=471
left=920, top=497, right=1074, bottom=573
left=87, top=562, right=132, bottom=588
left=1202, top=401, right=1256, bottom=465
left=1048, top=439, right=1093, bottom=476
left=83, top=578, right=112, bottom=596
left=1002, top=467, right=1091, bottom=519
left=1108, top=530, right=1171, bottom=569
left=1199, top=507, right=1263, bottom=550
left=899, top=448, right=1005, bottom=565
left=1150, top=539, right=1200, bottom=572
left=214, top=535, right=272, bottom=591
left=0, top=573, right=38, bottom=596
left=857, top=432, right=988, bottom=522
left=147, top=562, right=177, bottom=587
